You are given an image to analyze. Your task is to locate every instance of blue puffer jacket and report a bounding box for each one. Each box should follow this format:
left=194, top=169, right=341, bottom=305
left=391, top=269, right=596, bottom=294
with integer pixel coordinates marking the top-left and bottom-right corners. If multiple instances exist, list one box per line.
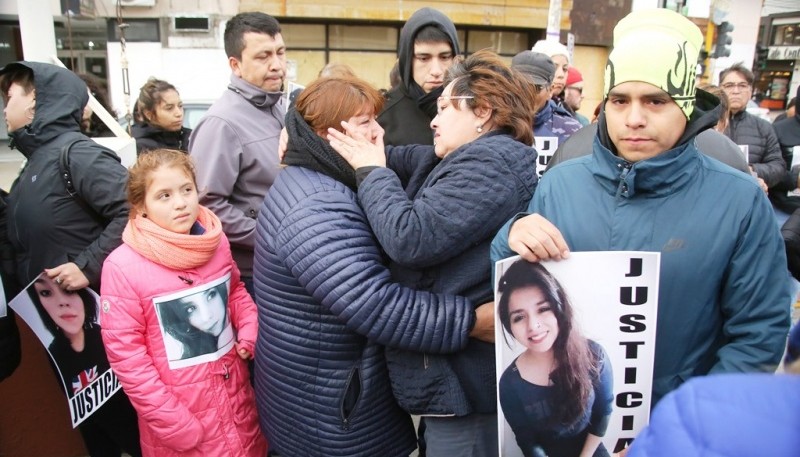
left=492, top=125, right=792, bottom=405
left=356, top=131, right=537, bottom=416
left=627, top=373, right=800, bottom=457
left=253, top=166, right=476, bottom=457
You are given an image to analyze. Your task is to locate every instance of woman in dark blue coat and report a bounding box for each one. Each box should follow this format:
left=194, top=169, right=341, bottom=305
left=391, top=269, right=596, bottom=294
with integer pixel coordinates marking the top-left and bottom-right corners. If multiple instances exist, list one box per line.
left=328, top=49, right=539, bottom=456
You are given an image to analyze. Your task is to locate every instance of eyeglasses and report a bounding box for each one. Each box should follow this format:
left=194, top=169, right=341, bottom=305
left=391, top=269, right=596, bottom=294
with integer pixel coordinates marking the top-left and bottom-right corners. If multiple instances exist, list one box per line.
left=437, top=95, right=474, bottom=114
left=534, top=84, right=551, bottom=93
left=567, top=86, right=583, bottom=94
left=721, top=82, right=751, bottom=91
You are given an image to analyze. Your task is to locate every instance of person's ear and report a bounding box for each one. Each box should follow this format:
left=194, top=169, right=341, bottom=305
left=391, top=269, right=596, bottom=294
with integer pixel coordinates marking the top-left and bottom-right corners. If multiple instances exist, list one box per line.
left=229, top=56, right=242, bottom=77
left=474, top=105, right=492, bottom=123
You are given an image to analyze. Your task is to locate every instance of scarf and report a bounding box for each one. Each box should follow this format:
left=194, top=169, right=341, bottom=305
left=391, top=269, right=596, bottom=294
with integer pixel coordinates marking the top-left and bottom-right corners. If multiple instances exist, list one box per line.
left=282, top=107, right=358, bottom=190
left=122, top=205, right=222, bottom=270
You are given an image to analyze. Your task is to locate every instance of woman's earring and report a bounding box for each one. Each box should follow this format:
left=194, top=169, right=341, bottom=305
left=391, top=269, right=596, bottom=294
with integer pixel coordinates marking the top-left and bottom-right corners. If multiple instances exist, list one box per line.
left=476, top=124, right=483, bottom=134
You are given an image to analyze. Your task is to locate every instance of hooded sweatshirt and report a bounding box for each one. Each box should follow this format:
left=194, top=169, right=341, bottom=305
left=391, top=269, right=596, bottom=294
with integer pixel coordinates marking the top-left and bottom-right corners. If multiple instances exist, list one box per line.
left=2, top=61, right=129, bottom=289
left=378, top=8, right=459, bottom=146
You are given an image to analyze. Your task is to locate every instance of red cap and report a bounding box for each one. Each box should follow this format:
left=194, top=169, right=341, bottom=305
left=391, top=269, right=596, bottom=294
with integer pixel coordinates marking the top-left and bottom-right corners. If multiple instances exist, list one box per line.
left=566, top=67, right=583, bottom=86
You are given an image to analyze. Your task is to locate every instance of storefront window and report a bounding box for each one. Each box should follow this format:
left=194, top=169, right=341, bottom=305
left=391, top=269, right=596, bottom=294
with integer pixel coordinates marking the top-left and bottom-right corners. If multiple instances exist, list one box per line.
left=772, top=24, right=800, bottom=46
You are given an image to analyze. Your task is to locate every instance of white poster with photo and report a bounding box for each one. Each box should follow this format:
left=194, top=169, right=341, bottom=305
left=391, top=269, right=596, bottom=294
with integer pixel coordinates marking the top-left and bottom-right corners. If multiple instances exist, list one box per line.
left=8, top=273, right=122, bottom=427
left=534, top=136, right=559, bottom=178
left=284, top=81, right=306, bottom=113
left=494, top=252, right=660, bottom=457
left=153, top=273, right=234, bottom=370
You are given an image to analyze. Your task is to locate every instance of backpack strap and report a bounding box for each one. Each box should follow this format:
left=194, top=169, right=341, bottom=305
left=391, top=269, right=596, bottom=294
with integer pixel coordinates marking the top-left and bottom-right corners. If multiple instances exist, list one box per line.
left=59, top=139, right=107, bottom=227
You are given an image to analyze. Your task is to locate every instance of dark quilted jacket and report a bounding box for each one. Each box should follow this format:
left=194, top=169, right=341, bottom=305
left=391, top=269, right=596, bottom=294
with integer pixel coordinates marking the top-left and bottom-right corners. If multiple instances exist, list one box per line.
left=253, top=166, right=476, bottom=457
left=358, top=132, right=538, bottom=416
left=724, top=110, right=784, bottom=187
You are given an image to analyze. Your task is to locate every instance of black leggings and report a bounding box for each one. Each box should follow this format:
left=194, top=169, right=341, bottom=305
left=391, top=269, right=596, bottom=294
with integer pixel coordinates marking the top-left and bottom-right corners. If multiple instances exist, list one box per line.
left=78, top=391, right=142, bottom=457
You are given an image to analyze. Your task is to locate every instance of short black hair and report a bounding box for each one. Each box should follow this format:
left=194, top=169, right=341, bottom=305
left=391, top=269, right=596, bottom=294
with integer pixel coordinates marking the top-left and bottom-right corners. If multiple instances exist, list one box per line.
left=414, top=25, right=453, bottom=49
left=224, top=12, right=282, bottom=60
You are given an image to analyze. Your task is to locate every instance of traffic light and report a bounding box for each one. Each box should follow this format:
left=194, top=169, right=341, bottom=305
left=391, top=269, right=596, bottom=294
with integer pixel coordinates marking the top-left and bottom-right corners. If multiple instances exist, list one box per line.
left=713, top=21, right=734, bottom=58
left=755, top=44, right=769, bottom=70
left=697, top=48, right=709, bottom=74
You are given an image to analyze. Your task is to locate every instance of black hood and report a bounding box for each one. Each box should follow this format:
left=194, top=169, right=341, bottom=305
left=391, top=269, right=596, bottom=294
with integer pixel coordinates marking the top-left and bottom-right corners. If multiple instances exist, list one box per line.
left=0, top=61, right=87, bottom=156
left=397, top=8, right=460, bottom=95
left=597, top=88, right=721, bottom=156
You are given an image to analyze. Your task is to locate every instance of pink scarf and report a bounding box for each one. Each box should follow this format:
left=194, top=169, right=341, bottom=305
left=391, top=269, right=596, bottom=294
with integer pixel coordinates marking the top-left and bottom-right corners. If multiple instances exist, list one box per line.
left=122, top=206, right=222, bottom=270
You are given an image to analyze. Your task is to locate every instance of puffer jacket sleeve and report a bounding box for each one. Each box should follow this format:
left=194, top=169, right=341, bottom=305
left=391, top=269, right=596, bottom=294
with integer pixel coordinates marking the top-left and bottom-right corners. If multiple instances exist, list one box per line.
left=358, top=140, right=535, bottom=269
left=68, top=143, right=130, bottom=287
left=274, top=189, right=475, bottom=353
left=223, top=237, right=258, bottom=353
left=711, top=189, right=791, bottom=374
left=100, top=256, right=204, bottom=452
left=751, top=121, right=785, bottom=188
left=384, top=144, right=439, bottom=191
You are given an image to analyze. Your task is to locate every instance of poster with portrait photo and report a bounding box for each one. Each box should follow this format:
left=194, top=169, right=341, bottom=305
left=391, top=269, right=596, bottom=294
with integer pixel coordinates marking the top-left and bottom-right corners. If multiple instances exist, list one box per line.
left=8, top=273, right=122, bottom=428
left=494, top=252, right=660, bottom=457
left=153, top=273, right=234, bottom=370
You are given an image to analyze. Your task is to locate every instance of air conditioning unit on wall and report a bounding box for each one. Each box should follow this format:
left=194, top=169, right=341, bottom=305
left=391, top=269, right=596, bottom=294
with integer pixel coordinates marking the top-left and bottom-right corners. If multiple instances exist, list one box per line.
left=118, top=0, right=156, bottom=7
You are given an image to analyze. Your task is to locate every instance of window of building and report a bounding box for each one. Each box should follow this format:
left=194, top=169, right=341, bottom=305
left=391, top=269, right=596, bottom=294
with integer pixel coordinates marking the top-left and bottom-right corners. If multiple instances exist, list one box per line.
left=772, top=23, right=800, bottom=46
left=280, top=21, right=536, bottom=90
left=106, top=18, right=160, bottom=42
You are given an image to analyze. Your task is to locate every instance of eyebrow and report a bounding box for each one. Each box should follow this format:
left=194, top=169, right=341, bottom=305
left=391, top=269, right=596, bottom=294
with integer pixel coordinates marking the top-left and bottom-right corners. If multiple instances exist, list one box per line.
left=607, top=89, right=670, bottom=100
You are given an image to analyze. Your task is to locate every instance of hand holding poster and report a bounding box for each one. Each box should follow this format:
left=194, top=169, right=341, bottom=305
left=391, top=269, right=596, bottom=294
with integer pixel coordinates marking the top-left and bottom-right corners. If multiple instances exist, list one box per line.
left=495, top=252, right=660, bottom=457
left=8, top=273, right=122, bottom=427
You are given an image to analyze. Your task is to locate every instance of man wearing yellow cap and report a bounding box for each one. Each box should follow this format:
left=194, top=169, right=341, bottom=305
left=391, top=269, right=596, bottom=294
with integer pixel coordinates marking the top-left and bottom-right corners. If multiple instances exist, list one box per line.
left=492, top=8, right=791, bottom=407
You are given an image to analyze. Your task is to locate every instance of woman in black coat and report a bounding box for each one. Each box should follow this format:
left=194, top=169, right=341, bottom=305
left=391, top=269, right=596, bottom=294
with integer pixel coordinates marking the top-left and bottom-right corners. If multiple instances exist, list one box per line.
left=132, top=77, right=191, bottom=155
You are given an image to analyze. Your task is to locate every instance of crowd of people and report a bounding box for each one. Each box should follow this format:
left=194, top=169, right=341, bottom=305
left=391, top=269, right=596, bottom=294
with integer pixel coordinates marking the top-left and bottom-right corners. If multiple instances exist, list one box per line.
left=0, top=5, right=798, bottom=457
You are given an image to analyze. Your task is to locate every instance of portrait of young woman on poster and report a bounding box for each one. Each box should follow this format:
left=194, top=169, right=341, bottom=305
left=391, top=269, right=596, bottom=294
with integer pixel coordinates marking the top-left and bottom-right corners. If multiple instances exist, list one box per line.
left=498, top=259, right=614, bottom=457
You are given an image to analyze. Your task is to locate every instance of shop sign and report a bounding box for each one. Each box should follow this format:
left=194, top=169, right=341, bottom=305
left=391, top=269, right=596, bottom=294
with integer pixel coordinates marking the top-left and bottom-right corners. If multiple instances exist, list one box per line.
left=768, top=46, right=800, bottom=60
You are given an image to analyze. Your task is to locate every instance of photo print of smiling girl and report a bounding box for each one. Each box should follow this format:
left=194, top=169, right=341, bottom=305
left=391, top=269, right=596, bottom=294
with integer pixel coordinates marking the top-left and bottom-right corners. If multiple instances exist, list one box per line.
left=26, top=274, right=108, bottom=397
left=496, top=259, right=614, bottom=457
left=154, top=275, right=234, bottom=367
left=493, top=253, right=661, bottom=457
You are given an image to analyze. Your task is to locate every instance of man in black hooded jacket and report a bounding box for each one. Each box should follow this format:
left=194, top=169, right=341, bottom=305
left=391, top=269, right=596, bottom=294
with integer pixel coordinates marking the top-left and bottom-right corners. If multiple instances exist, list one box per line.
left=378, top=7, right=459, bottom=146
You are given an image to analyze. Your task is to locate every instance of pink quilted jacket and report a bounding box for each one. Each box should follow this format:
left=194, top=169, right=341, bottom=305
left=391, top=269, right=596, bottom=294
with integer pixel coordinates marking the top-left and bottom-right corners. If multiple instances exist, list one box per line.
left=100, top=235, right=267, bottom=457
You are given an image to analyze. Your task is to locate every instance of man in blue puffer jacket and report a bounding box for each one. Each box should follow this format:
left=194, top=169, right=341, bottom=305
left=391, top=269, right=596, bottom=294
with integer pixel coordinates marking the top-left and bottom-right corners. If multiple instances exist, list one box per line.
left=492, top=8, right=791, bottom=409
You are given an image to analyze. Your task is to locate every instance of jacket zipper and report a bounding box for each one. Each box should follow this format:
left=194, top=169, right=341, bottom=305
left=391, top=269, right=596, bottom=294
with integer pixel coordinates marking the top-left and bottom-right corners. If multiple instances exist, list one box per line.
left=615, top=161, right=633, bottom=199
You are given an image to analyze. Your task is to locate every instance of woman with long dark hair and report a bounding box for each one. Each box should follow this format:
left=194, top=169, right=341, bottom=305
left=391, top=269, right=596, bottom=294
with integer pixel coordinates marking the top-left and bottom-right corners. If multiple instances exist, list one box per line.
left=28, top=275, right=104, bottom=395
left=497, top=259, right=613, bottom=457
left=156, top=282, right=231, bottom=360
left=132, top=77, right=191, bottom=155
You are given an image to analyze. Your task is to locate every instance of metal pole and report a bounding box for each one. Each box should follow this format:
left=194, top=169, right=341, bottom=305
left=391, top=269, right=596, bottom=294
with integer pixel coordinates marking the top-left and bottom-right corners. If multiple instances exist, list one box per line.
left=546, top=0, right=562, bottom=42
left=17, top=0, right=58, bottom=62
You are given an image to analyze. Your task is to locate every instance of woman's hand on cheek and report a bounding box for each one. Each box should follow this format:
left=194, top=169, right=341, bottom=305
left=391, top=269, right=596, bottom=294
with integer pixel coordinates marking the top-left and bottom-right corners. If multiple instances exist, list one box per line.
left=327, top=121, right=386, bottom=169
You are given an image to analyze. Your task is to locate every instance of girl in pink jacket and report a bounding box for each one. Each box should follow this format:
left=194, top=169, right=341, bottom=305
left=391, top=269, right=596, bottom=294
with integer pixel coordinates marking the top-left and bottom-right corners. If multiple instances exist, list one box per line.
left=100, top=148, right=267, bottom=457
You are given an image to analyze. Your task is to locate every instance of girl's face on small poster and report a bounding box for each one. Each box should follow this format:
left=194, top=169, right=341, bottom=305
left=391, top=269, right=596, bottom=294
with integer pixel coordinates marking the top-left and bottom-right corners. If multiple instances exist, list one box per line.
left=181, top=287, right=226, bottom=337
left=34, top=277, right=85, bottom=338
left=508, top=286, right=559, bottom=353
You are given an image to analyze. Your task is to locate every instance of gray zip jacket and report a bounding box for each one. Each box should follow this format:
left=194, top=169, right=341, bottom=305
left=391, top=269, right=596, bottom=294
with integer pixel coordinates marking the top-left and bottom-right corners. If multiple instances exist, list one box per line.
left=189, top=74, right=285, bottom=276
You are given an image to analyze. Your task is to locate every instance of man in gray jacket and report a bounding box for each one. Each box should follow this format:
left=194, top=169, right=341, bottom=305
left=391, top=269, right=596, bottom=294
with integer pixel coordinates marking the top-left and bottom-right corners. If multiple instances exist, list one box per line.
left=189, top=12, right=286, bottom=292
